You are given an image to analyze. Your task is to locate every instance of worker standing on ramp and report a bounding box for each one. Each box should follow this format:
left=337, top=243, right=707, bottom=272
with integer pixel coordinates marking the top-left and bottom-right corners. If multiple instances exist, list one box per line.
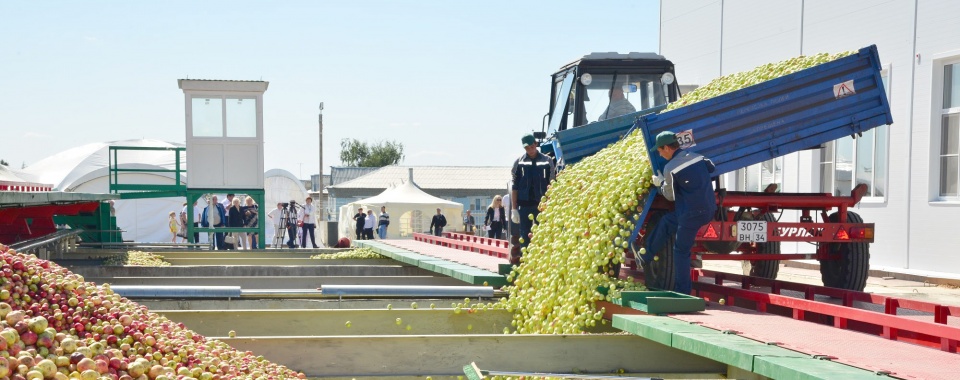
left=510, top=134, right=556, bottom=265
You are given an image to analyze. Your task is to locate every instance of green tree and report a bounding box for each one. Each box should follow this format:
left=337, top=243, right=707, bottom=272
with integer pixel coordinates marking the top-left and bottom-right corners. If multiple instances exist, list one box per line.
left=0, top=159, right=8, bottom=167
left=339, top=139, right=404, bottom=167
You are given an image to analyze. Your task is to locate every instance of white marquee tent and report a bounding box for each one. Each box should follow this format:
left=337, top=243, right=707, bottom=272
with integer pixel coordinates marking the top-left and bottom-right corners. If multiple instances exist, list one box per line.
left=338, top=174, right=463, bottom=240
left=22, top=139, right=309, bottom=244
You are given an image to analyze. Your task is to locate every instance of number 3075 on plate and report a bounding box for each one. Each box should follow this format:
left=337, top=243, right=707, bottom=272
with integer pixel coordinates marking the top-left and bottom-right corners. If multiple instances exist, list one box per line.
left=736, top=221, right=767, bottom=243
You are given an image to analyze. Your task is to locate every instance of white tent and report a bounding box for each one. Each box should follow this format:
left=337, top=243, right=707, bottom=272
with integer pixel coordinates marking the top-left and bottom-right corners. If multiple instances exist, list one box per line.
left=338, top=174, right=463, bottom=240
left=262, top=169, right=310, bottom=245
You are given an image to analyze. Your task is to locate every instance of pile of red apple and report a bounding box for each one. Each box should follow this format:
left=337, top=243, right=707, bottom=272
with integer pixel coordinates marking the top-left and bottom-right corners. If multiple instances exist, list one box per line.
left=0, top=245, right=305, bottom=380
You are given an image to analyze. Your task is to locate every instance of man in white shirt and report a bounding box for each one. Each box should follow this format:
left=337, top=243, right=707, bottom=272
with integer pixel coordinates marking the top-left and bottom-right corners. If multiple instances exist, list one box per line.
left=300, top=197, right=319, bottom=248
left=221, top=194, right=235, bottom=218
left=267, top=203, right=285, bottom=248
left=364, top=210, right=377, bottom=239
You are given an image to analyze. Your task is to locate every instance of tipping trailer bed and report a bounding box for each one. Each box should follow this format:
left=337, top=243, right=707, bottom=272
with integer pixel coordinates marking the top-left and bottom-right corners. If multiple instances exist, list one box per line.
left=546, top=45, right=892, bottom=291
left=635, top=45, right=891, bottom=177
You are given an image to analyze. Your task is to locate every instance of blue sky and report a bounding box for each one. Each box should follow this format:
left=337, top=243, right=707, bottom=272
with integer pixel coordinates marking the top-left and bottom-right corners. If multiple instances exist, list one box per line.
left=1, top=1, right=660, bottom=179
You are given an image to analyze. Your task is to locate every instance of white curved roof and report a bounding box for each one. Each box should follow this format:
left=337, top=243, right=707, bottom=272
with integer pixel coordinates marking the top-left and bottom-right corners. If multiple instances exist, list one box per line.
left=23, top=139, right=184, bottom=191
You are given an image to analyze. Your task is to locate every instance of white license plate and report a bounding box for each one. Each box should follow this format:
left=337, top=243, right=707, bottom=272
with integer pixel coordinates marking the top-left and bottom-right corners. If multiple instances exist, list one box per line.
left=736, top=221, right=768, bottom=243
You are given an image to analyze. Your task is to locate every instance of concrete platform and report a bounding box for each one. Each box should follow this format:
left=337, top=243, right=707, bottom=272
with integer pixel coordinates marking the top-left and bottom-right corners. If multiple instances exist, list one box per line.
left=224, top=334, right=728, bottom=378
left=356, top=240, right=507, bottom=287
left=87, top=275, right=467, bottom=288
left=157, top=309, right=526, bottom=336
left=64, top=264, right=430, bottom=278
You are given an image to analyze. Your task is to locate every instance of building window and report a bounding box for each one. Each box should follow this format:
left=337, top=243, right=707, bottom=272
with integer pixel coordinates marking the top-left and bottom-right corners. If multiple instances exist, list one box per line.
left=939, top=62, right=960, bottom=198
left=820, top=69, right=890, bottom=198
left=738, top=157, right=783, bottom=192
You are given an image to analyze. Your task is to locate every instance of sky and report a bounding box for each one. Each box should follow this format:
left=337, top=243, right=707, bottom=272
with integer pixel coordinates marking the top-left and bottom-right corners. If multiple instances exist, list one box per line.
left=0, top=1, right=660, bottom=179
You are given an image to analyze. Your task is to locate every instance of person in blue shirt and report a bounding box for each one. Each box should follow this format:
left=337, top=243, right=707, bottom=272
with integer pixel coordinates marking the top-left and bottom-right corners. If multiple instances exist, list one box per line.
left=643, top=131, right=717, bottom=294
left=200, top=195, right=228, bottom=250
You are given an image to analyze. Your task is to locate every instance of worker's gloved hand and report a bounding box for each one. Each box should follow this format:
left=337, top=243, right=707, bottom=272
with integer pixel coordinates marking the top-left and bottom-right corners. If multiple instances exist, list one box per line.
left=651, top=174, right=664, bottom=187
left=510, top=209, right=520, bottom=224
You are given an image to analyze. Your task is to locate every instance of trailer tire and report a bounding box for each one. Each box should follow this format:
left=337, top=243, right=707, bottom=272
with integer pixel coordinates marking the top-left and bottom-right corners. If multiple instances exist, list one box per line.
left=820, top=211, right=870, bottom=291
left=741, top=213, right=781, bottom=279
left=640, top=211, right=676, bottom=291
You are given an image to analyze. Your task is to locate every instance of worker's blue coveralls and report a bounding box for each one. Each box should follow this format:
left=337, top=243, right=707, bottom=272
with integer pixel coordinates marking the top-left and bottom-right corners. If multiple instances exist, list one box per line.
left=642, top=149, right=716, bottom=294
left=511, top=151, right=556, bottom=258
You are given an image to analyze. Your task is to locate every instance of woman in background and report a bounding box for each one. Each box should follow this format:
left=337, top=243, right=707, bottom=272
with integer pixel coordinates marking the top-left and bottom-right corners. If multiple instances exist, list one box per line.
left=242, top=197, right=260, bottom=249
left=226, top=198, right=244, bottom=250
left=484, top=196, right=506, bottom=240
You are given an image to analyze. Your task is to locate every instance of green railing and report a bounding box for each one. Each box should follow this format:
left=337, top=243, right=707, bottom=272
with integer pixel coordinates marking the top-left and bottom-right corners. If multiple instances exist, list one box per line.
left=108, top=146, right=187, bottom=199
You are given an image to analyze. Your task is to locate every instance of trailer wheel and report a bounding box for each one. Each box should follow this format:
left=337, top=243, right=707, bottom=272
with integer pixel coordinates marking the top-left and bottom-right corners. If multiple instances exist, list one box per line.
left=640, top=211, right=676, bottom=291
left=820, top=211, right=870, bottom=291
left=741, top=213, right=781, bottom=279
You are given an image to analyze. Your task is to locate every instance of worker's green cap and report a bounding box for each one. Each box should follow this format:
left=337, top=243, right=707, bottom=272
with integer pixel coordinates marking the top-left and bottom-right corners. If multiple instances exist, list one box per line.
left=521, top=134, right=536, bottom=147
left=655, top=131, right=678, bottom=148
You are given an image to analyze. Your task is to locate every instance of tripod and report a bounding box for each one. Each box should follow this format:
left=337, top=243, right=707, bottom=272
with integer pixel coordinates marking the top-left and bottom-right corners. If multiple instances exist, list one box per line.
left=273, top=205, right=300, bottom=248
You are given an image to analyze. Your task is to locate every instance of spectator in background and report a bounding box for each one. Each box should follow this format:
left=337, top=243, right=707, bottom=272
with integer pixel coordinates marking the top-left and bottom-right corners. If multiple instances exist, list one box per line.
left=353, top=207, right=365, bottom=240
left=168, top=211, right=178, bottom=243
left=201, top=195, right=227, bottom=250
left=463, top=210, right=476, bottom=234
left=300, top=197, right=319, bottom=248
left=242, top=197, right=259, bottom=249
left=429, top=208, right=447, bottom=237
left=285, top=202, right=300, bottom=248
left=226, top=198, right=244, bottom=250
left=377, top=206, right=390, bottom=239
left=484, top=196, right=506, bottom=240
left=363, top=209, right=376, bottom=239
left=267, top=203, right=285, bottom=247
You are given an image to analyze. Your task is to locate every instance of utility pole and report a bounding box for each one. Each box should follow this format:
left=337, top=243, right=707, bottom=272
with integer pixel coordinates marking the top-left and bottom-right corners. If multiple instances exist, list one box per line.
left=318, top=102, right=324, bottom=193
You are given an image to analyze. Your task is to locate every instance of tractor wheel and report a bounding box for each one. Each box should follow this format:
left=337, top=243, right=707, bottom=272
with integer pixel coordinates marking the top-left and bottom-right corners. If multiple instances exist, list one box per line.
left=741, top=213, right=781, bottom=279
left=820, top=211, right=870, bottom=291
left=640, top=211, right=676, bottom=291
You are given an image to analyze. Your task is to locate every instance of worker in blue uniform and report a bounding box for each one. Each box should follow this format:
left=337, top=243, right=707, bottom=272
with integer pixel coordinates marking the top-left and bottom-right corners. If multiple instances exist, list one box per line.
left=510, top=134, right=556, bottom=265
left=642, top=131, right=717, bottom=294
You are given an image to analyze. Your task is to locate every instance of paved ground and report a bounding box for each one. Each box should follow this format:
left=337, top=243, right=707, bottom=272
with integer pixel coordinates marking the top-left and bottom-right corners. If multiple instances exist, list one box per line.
left=703, top=260, right=960, bottom=307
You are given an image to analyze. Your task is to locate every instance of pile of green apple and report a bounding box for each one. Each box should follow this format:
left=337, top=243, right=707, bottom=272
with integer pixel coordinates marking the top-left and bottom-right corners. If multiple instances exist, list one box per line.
left=666, top=51, right=854, bottom=111
left=103, top=252, right=170, bottom=267
left=499, top=50, right=855, bottom=335
left=0, top=244, right=305, bottom=379
left=309, top=248, right=384, bottom=260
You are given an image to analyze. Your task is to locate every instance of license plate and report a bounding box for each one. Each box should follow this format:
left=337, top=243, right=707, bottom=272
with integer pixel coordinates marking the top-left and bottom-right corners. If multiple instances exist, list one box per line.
left=736, top=221, right=767, bottom=243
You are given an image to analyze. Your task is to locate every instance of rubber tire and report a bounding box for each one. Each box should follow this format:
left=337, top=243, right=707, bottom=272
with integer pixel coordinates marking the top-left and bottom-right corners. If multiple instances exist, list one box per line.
left=640, top=212, right=676, bottom=291
left=741, top=213, right=781, bottom=279
left=820, top=211, right=870, bottom=291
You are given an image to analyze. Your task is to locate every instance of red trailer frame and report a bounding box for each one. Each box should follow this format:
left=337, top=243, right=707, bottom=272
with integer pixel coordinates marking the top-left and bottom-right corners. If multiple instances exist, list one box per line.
left=628, top=184, right=875, bottom=291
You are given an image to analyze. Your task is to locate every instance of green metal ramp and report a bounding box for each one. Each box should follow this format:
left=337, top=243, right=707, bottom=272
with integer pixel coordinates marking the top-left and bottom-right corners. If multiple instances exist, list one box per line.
left=613, top=315, right=889, bottom=380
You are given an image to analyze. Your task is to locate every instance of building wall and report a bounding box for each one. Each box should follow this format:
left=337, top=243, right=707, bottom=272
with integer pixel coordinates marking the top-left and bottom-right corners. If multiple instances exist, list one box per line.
left=660, top=0, right=960, bottom=277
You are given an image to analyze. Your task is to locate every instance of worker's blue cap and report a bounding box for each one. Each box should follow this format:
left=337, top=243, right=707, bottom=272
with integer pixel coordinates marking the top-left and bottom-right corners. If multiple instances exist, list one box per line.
left=655, top=131, right=678, bottom=148
left=521, top=134, right=536, bottom=147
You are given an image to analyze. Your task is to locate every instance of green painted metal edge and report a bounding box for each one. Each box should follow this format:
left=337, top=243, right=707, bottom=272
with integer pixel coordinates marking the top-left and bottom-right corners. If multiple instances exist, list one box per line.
left=612, top=291, right=705, bottom=314
left=356, top=241, right=506, bottom=286
left=672, top=331, right=807, bottom=371
left=753, top=356, right=891, bottom=380
left=612, top=315, right=715, bottom=346
left=612, top=315, right=884, bottom=377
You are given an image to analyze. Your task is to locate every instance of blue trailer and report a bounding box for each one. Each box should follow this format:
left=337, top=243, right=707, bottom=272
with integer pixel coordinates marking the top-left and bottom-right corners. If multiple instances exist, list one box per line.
left=545, top=45, right=891, bottom=291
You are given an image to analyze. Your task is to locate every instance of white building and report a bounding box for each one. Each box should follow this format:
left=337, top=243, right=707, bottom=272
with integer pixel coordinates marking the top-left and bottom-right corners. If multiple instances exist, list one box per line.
left=660, top=0, right=960, bottom=278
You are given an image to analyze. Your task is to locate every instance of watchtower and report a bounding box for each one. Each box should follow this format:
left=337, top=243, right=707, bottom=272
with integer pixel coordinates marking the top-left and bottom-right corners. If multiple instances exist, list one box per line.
left=179, top=79, right=268, bottom=248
